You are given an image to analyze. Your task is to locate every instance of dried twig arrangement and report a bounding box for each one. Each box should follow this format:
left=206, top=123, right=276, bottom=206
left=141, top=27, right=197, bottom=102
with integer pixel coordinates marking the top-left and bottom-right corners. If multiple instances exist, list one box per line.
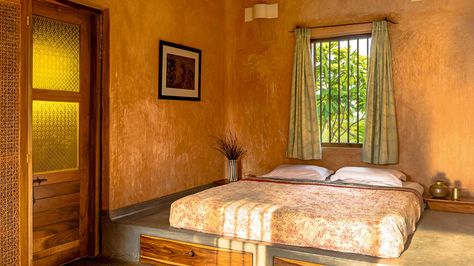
left=212, top=131, right=246, bottom=160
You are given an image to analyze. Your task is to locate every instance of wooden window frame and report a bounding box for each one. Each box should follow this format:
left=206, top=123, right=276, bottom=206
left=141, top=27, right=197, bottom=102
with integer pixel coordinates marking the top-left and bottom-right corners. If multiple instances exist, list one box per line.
left=310, top=24, right=372, bottom=148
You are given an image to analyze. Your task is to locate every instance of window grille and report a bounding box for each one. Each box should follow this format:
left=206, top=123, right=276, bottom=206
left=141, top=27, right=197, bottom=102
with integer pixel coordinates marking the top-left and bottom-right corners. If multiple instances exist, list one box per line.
left=312, top=35, right=371, bottom=145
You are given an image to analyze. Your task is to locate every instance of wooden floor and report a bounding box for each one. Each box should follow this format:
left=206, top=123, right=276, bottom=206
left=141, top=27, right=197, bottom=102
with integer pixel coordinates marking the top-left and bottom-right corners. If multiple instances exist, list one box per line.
left=100, top=188, right=474, bottom=266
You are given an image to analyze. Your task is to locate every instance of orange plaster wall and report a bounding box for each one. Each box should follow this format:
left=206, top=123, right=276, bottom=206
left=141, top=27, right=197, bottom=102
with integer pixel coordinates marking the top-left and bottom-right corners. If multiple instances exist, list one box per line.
left=93, top=0, right=226, bottom=210
left=98, top=0, right=473, bottom=210
left=225, top=0, right=474, bottom=195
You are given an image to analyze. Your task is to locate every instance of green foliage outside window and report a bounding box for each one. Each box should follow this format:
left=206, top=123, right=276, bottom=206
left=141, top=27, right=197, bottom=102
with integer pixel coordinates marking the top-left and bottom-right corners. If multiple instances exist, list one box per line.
left=313, top=38, right=370, bottom=144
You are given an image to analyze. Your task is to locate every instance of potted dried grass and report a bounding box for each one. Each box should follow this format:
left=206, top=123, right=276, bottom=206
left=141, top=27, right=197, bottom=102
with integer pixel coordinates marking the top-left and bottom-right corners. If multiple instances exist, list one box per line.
left=213, top=131, right=246, bottom=182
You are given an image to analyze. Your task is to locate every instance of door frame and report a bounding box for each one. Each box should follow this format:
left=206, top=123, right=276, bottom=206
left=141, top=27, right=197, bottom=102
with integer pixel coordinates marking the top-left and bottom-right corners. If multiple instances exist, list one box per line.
left=20, top=0, right=109, bottom=264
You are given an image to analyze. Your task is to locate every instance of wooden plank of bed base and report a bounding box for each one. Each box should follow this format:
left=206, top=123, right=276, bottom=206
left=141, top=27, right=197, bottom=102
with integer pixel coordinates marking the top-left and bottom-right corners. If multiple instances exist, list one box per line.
left=274, top=257, right=323, bottom=266
left=140, top=235, right=253, bottom=265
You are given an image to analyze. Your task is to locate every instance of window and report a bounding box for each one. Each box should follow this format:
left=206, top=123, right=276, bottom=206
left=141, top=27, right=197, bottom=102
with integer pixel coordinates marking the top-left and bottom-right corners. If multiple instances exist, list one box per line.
left=311, top=35, right=371, bottom=146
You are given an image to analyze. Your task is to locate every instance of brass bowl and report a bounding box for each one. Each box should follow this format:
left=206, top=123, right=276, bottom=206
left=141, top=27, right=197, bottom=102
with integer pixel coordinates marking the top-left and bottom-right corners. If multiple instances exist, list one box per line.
left=429, top=181, right=449, bottom=198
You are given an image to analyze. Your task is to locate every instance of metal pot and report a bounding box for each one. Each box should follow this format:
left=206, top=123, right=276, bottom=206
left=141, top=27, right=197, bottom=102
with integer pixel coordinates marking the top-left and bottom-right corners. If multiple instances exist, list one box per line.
left=429, top=181, right=449, bottom=198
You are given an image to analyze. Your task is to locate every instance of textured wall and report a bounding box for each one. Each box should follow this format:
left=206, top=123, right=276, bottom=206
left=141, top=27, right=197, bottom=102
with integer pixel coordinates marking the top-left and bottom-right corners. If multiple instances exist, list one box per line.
left=225, top=0, right=474, bottom=195
left=93, top=0, right=226, bottom=210
left=0, top=0, right=20, bottom=264
left=99, top=0, right=473, bottom=210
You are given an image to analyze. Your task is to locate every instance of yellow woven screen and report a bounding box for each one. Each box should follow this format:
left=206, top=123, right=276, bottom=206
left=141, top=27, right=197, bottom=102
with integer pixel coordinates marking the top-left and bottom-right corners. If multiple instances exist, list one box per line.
left=33, top=15, right=80, bottom=92
left=32, top=101, right=79, bottom=173
left=0, top=1, right=20, bottom=265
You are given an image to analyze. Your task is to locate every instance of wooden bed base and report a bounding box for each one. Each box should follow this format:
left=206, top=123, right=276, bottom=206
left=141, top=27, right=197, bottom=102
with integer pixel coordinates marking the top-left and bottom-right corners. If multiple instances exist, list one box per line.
left=140, top=235, right=322, bottom=266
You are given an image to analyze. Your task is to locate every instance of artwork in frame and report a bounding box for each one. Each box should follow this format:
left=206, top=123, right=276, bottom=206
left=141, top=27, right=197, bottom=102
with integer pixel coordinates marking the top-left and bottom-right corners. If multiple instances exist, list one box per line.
left=158, top=40, right=201, bottom=101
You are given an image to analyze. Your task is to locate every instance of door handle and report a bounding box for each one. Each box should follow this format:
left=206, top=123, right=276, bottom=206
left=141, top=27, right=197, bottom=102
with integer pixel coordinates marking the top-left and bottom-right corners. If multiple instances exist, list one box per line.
left=33, top=177, right=47, bottom=205
left=33, top=176, right=48, bottom=185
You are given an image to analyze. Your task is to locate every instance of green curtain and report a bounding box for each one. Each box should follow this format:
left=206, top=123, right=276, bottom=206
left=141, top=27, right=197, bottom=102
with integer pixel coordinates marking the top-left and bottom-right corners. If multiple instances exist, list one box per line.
left=362, top=21, right=398, bottom=164
left=287, top=28, right=321, bottom=160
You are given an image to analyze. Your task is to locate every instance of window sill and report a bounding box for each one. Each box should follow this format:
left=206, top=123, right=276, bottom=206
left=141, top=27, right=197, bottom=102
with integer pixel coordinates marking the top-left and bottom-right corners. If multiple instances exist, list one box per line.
left=322, top=143, right=362, bottom=148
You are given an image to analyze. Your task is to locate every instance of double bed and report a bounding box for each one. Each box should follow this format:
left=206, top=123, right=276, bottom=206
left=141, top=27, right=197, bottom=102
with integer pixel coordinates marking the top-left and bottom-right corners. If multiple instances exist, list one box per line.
left=170, top=177, right=424, bottom=258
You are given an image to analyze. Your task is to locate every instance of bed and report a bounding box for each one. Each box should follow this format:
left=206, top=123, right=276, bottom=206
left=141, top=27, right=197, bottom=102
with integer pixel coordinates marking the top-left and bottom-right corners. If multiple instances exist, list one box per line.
left=169, top=178, right=424, bottom=258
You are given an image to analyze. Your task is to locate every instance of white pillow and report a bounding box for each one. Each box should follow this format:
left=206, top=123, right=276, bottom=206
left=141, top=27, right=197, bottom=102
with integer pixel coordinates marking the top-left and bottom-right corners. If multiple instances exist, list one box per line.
left=330, top=167, right=406, bottom=187
left=261, top=164, right=333, bottom=181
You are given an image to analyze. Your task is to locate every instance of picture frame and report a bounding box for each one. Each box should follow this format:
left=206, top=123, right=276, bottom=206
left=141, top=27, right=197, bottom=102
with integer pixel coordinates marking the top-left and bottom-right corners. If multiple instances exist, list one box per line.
left=158, top=40, right=201, bottom=101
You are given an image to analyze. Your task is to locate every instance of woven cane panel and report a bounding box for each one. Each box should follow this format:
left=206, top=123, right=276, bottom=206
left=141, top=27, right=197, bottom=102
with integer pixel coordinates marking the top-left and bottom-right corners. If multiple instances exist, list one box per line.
left=32, top=101, right=79, bottom=173
left=32, top=15, right=80, bottom=92
left=0, top=0, right=20, bottom=265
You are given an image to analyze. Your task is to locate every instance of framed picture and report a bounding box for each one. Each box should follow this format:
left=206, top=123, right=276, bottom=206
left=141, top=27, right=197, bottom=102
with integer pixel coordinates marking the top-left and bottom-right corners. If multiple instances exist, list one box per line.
left=158, top=40, right=201, bottom=101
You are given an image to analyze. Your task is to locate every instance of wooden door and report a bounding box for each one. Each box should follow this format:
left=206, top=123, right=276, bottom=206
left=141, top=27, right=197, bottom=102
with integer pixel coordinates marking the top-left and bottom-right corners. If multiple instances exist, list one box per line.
left=31, top=2, right=93, bottom=265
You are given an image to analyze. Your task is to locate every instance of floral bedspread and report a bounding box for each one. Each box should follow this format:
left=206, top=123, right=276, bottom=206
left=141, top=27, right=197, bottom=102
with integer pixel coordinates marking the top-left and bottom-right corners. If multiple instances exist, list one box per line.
left=169, top=179, right=423, bottom=258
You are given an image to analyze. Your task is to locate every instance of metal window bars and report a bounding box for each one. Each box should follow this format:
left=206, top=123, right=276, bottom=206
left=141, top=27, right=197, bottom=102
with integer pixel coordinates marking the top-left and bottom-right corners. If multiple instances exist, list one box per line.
left=312, top=35, right=371, bottom=145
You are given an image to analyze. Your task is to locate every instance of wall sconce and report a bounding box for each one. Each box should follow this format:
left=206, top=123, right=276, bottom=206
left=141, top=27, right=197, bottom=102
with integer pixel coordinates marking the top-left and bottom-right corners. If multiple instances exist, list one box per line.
left=244, top=3, right=278, bottom=22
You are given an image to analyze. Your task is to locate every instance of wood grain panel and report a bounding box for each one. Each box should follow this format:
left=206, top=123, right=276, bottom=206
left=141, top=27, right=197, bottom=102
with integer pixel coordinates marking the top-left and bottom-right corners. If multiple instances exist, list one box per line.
left=33, top=170, right=80, bottom=186
left=140, top=235, right=252, bottom=266
left=33, top=227, right=79, bottom=252
left=34, top=247, right=80, bottom=266
left=33, top=220, right=79, bottom=239
left=425, top=197, right=474, bottom=214
left=33, top=181, right=80, bottom=200
left=33, top=192, right=80, bottom=213
left=33, top=204, right=79, bottom=228
left=274, top=257, right=323, bottom=266
left=33, top=244, right=80, bottom=264
left=310, top=23, right=371, bottom=40
left=32, top=89, right=82, bottom=102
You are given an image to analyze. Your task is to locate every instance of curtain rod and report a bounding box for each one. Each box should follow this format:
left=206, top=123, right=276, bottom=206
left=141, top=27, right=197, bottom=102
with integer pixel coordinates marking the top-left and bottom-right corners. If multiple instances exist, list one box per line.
left=289, top=17, right=397, bottom=33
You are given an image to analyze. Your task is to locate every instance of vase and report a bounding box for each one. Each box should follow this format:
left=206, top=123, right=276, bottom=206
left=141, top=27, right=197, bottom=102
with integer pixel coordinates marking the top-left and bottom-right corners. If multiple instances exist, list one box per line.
left=227, top=159, right=238, bottom=182
left=429, top=181, right=449, bottom=198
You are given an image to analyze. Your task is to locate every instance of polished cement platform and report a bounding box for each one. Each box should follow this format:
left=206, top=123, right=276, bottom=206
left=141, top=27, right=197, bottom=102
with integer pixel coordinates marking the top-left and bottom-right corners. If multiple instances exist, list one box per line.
left=102, top=191, right=474, bottom=266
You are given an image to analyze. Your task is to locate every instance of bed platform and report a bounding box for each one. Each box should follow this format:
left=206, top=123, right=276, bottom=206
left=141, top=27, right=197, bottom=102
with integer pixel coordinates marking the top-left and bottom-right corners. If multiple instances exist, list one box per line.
left=102, top=183, right=474, bottom=266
